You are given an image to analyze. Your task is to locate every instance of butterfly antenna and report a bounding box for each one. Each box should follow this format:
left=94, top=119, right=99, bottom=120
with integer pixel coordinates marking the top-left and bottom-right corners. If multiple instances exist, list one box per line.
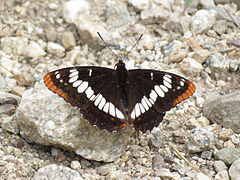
left=122, top=34, right=143, bottom=61
left=97, top=32, right=119, bottom=59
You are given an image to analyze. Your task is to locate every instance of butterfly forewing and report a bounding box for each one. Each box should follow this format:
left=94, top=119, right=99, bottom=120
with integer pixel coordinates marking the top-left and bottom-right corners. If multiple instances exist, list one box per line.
left=44, top=66, right=127, bottom=132
left=127, top=69, right=196, bottom=132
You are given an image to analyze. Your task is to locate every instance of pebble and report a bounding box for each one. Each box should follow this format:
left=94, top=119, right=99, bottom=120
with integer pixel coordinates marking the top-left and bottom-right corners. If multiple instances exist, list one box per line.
left=154, top=168, right=174, bottom=178
left=215, top=170, right=230, bottom=180
left=45, top=27, right=57, bottom=42
left=33, top=164, right=83, bottom=180
left=2, top=115, right=19, bottom=134
left=179, top=57, right=204, bottom=76
left=106, top=1, right=130, bottom=28
left=70, top=160, right=81, bottom=170
left=187, top=126, right=217, bottom=153
left=213, top=160, right=228, bottom=172
left=229, top=158, right=240, bottom=180
left=191, top=9, right=217, bottom=34
left=47, top=42, right=65, bottom=55
left=0, top=37, right=28, bottom=56
left=61, top=31, right=76, bottom=50
left=63, top=0, right=90, bottom=23
left=218, top=129, right=233, bottom=141
left=129, top=0, right=150, bottom=11
left=24, top=41, right=46, bottom=58
left=215, top=148, right=240, bottom=166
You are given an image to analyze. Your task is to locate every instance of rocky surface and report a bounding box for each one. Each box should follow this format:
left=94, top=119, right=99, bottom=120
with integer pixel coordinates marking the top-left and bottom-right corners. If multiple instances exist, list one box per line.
left=0, top=0, right=240, bottom=179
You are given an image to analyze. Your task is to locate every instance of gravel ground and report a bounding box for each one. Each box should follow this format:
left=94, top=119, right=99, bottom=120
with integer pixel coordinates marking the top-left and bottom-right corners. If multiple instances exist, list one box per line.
left=0, top=0, right=240, bottom=179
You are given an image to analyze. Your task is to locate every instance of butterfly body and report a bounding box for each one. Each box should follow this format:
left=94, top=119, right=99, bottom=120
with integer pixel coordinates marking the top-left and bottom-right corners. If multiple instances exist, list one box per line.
left=44, top=59, right=196, bottom=133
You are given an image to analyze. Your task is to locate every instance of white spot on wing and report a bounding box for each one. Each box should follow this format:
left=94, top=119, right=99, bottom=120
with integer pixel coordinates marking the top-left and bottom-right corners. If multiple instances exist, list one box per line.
left=149, top=98, right=154, bottom=104
left=135, top=103, right=141, bottom=118
left=149, top=90, right=158, bottom=102
left=130, top=109, right=135, bottom=119
left=88, top=69, right=92, bottom=76
left=160, top=85, right=168, bottom=92
left=85, top=87, right=94, bottom=98
left=163, top=75, right=172, bottom=84
left=70, top=69, right=77, bottom=73
left=98, top=97, right=106, bottom=110
left=116, top=109, right=124, bottom=119
left=151, top=72, right=153, bottom=80
left=69, top=71, right=79, bottom=78
left=165, top=74, right=172, bottom=79
left=154, top=85, right=165, bottom=97
left=72, top=80, right=82, bottom=87
left=143, top=96, right=152, bottom=107
left=138, top=103, right=145, bottom=114
left=163, top=80, right=172, bottom=89
left=180, top=80, right=184, bottom=86
left=141, top=98, right=149, bottom=111
left=55, top=71, right=59, bottom=74
left=109, top=103, right=115, bottom=117
left=90, top=95, right=96, bottom=101
left=69, top=75, right=79, bottom=83
left=77, top=81, right=88, bottom=93
left=56, top=74, right=61, bottom=79
left=103, top=102, right=110, bottom=113
left=94, top=94, right=103, bottom=106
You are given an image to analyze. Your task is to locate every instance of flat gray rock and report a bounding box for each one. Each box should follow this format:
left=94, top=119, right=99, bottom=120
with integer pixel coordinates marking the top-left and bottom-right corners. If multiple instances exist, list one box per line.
left=203, top=90, right=240, bottom=133
left=16, top=82, right=134, bottom=162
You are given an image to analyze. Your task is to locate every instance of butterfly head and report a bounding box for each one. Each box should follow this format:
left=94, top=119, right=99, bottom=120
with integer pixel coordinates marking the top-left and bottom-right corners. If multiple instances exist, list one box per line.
left=114, top=59, right=125, bottom=70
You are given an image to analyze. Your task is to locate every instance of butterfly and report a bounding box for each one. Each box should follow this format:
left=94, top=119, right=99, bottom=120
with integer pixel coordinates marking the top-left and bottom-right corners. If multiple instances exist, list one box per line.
left=43, top=34, right=196, bottom=133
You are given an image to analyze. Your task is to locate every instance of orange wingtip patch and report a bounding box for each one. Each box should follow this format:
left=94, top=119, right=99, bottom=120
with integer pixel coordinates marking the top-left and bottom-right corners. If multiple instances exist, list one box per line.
left=173, top=81, right=196, bottom=106
left=43, top=73, right=70, bottom=102
left=120, top=123, right=126, bottom=129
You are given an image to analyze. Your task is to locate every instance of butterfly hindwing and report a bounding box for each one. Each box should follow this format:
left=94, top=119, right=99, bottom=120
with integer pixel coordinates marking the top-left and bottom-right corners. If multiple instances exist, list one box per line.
left=44, top=66, right=126, bottom=132
left=127, top=69, right=196, bottom=132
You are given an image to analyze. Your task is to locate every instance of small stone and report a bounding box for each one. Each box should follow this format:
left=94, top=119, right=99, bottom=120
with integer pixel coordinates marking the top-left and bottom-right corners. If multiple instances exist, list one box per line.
left=224, top=140, right=235, bottom=148
left=33, top=164, right=83, bottom=180
left=45, top=27, right=57, bottom=42
left=215, top=148, right=240, bottom=166
left=229, top=59, right=239, bottom=72
left=199, top=0, right=215, bottom=8
left=129, top=0, right=150, bottom=11
left=201, top=151, right=212, bottom=160
left=194, top=173, right=211, bottom=180
left=152, top=154, right=166, bottom=170
left=70, top=160, right=81, bottom=170
left=187, top=126, right=217, bottom=153
left=193, top=49, right=211, bottom=64
left=229, top=158, right=240, bottom=180
left=218, top=129, right=233, bottom=141
left=191, top=9, right=217, bottom=34
left=215, top=170, right=230, bottom=180
left=2, top=115, right=19, bottom=134
left=169, top=50, right=187, bottom=63
left=196, top=117, right=210, bottom=127
left=24, top=41, right=46, bottom=58
left=47, top=42, right=65, bottom=55
left=203, top=90, right=240, bottom=134
left=154, top=168, right=174, bottom=178
left=61, top=31, right=76, bottom=50
left=63, top=0, right=90, bottom=23
left=51, top=148, right=60, bottom=157
left=213, top=160, right=228, bottom=172
left=96, top=165, right=111, bottom=176
left=0, top=37, right=28, bottom=56
left=55, top=152, right=66, bottom=162
left=106, top=1, right=130, bottom=28
left=179, top=57, right=203, bottom=76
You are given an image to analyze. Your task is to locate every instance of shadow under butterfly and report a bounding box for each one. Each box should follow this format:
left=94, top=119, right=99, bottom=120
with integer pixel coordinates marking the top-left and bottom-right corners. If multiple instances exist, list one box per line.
left=43, top=33, right=196, bottom=133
